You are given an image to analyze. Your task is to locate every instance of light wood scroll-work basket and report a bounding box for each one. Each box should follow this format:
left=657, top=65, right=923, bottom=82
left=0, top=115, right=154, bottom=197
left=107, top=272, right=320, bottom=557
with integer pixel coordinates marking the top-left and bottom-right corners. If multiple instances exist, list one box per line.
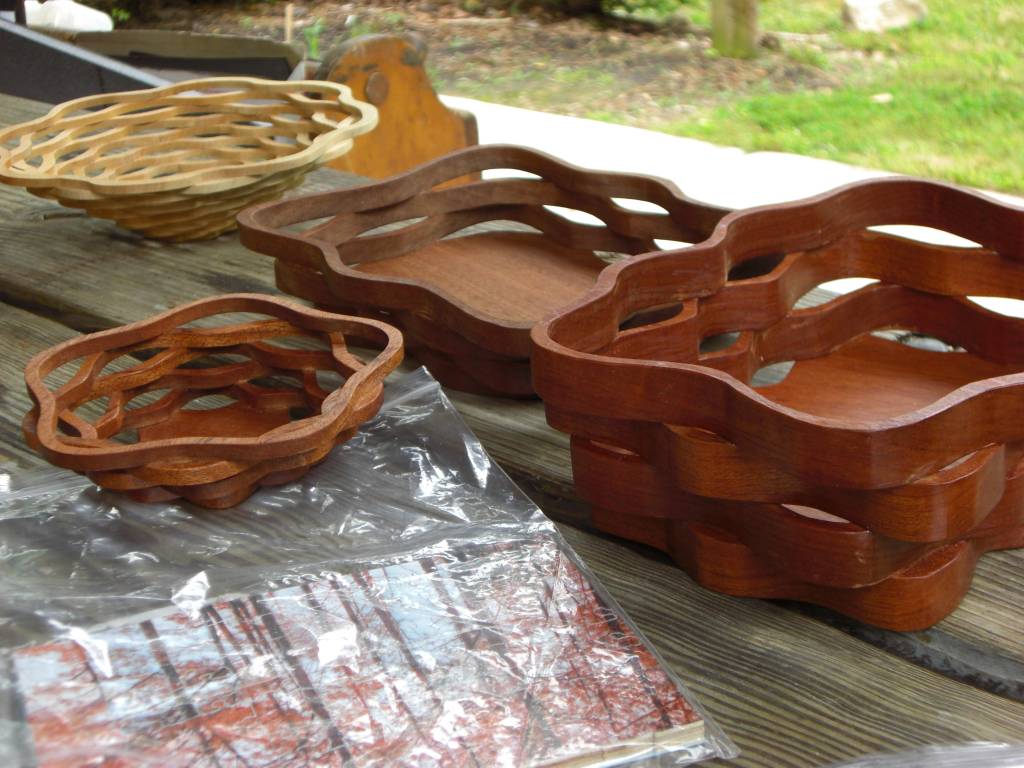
left=23, top=294, right=403, bottom=508
left=0, top=78, right=377, bottom=241
left=531, top=177, right=1024, bottom=630
left=238, top=144, right=728, bottom=397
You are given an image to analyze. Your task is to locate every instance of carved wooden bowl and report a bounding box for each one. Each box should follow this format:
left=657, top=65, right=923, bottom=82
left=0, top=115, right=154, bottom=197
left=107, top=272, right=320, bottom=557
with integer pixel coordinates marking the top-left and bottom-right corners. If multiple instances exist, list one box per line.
left=0, top=78, right=377, bottom=241
left=532, top=177, right=1024, bottom=629
left=238, top=144, right=727, bottom=396
left=23, top=294, right=403, bottom=508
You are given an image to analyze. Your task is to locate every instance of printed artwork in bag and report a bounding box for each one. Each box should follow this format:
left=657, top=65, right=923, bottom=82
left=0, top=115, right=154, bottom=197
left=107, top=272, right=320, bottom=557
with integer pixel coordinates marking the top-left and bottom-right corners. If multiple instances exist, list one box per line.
left=10, top=537, right=703, bottom=767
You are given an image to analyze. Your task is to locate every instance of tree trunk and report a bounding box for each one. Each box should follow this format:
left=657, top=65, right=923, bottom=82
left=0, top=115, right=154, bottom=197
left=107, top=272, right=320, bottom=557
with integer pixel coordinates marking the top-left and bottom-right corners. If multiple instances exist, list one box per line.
left=711, top=0, right=759, bottom=59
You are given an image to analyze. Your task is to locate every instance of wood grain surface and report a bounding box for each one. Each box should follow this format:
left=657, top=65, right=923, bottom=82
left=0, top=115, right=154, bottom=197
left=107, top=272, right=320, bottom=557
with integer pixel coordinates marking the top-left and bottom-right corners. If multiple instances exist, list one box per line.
left=1, top=93, right=1022, bottom=766
left=317, top=34, right=480, bottom=182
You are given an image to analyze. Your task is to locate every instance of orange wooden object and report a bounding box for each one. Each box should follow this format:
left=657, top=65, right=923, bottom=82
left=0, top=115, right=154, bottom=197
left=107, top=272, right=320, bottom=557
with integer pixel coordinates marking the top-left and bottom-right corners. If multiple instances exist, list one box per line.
left=23, top=294, right=403, bottom=508
left=670, top=522, right=1017, bottom=632
left=238, top=144, right=727, bottom=396
left=548, top=405, right=1012, bottom=544
left=317, top=34, right=479, bottom=182
left=531, top=177, right=1024, bottom=629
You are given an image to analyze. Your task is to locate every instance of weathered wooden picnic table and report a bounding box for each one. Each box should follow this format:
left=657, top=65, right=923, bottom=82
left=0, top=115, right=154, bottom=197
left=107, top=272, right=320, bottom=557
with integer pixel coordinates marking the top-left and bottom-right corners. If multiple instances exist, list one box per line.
left=0, top=92, right=1021, bottom=766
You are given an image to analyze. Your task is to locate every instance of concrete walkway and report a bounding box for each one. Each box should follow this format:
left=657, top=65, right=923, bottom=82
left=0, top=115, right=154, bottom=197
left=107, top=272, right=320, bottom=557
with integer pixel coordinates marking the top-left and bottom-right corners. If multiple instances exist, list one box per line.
left=444, top=95, right=889, bottom=210
left=442, top=95, right=1024, bottom=316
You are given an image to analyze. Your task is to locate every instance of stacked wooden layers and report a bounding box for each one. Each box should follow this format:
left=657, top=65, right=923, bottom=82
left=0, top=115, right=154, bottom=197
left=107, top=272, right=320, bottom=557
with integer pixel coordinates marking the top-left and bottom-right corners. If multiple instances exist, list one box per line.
left=532, top=178, right=1024, bottom=630
left=23, top=294, right=402, bottom=508
left=238, top=144, right=728, bottom=396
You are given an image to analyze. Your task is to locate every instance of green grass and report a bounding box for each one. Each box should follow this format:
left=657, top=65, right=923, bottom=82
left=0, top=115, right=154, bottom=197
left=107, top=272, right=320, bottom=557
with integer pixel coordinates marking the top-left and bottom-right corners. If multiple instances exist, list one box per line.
left=666, top=0, right=1024, bottom=192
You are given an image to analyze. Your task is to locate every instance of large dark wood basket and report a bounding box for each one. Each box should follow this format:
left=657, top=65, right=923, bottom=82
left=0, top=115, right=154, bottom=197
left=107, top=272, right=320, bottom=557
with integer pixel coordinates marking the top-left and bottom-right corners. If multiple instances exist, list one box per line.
left=531, top=177, right=1024, bottom=629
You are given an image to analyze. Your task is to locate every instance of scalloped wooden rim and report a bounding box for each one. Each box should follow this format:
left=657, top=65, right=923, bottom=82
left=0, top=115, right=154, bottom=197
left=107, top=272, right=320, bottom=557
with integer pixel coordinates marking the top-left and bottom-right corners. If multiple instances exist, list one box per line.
left=572, top=435, right=1024, bottom=588
left=24, top=293, right=403, bottom=472
left=550, top=404, right=1012, bottom=543
left=238, top=144, right=728, bottom=358
left=532, top=177, right=1024, bottom=489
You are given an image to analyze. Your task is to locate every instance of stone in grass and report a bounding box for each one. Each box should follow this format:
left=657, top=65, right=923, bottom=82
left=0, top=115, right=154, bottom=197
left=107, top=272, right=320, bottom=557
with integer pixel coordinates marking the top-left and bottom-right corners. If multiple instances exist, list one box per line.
left=842, top=0, right=927, bottom=33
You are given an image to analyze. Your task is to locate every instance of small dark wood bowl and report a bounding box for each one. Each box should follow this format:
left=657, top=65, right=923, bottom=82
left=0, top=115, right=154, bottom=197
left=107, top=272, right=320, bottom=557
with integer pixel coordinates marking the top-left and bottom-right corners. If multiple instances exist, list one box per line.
left=238, top=144, right=727, bottom=396
left=23, top=294, right=403, bottom=508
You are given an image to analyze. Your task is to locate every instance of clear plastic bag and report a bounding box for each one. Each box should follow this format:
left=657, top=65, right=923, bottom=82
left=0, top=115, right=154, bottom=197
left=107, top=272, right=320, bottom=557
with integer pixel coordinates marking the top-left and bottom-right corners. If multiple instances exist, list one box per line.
left=827, top=743, right=1024, bottom=768
left=0, top=368, right=734, bottom=767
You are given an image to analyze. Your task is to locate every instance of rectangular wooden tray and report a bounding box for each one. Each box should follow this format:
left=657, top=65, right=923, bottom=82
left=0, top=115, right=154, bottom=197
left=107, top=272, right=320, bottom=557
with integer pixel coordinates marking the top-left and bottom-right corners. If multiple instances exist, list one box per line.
left=238, top=144, right=727, bottom=396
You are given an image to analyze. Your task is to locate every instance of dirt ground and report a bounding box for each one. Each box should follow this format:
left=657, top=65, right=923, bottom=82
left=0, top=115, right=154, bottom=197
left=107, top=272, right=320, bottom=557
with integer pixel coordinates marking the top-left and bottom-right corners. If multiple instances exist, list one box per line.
left=128, top=0, right=841, bottom=126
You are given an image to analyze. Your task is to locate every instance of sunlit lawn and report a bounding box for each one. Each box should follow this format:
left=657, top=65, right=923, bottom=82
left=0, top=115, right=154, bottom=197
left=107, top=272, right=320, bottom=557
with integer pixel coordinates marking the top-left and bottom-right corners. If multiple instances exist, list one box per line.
left=668, top=0, right=1024, bottom=192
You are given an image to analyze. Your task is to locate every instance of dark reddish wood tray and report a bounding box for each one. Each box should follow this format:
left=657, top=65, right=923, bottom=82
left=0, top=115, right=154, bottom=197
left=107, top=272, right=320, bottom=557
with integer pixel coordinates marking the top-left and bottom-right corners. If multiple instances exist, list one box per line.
left=665, top=518, right=1017, bottom=632
left=23, top=294, right=403, bottom=508
left=574, top=441, right=1024, bottom=633
left=273, top=260, right=534, bottom=395
left=238, top=144, right=727, bottom=396
left=531, top=177, right=1024, bottom=628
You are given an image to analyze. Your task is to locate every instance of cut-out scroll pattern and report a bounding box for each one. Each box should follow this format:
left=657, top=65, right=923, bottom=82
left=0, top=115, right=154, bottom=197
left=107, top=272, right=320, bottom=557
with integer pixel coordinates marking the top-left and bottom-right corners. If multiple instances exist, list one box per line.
left=23, top=294, right=403, bottom=508
left=238, top=144, right=728, bottom=396
left=532, top=177, right=1024, bottom=629
left=0, top=78, right=377, bottom=240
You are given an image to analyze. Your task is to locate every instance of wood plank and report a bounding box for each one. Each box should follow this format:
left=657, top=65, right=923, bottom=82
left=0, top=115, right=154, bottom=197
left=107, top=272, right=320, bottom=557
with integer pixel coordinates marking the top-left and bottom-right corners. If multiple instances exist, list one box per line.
left=0, top=92, right=54, bottom=125
left=0, top=302, right=78, bottom=469
left=1, top=94, right=1022, bottom=702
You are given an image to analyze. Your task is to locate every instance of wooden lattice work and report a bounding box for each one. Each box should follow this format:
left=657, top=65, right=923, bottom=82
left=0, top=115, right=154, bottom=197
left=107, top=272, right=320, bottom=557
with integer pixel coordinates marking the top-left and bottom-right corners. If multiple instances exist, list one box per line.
left=532, top=177, right=1024, bottom=630
left=0, top=78, right=377, bottom=241
left=23, top=294, right=403, bottom=508
left=238, top=144, right=728, bottom=397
